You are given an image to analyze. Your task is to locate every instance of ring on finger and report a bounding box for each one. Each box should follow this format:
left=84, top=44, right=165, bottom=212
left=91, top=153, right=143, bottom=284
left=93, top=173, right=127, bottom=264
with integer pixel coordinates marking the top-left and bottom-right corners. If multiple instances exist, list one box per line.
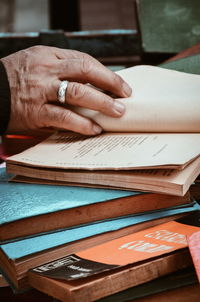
left=58, top=80, right=69, bottom=104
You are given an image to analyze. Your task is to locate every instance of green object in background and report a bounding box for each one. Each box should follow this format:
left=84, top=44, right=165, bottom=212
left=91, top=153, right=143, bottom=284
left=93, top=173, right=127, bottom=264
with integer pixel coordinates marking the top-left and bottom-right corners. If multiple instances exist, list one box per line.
left=137, top=0, right=200, bottom=54
left=160, top=54, right=200, bottom=75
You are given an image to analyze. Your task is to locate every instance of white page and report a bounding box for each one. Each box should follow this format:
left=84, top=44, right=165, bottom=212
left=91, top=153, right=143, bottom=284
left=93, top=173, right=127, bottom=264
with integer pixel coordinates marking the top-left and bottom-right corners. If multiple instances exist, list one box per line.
left=74, top=65, right=200, bottom=132
left=7, top=132, right=200, bottom=170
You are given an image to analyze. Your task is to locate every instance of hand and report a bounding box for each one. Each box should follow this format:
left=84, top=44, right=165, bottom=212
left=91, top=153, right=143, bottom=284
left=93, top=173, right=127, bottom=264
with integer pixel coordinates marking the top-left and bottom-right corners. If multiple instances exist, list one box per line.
left=2, top=46, right=132, bottom=135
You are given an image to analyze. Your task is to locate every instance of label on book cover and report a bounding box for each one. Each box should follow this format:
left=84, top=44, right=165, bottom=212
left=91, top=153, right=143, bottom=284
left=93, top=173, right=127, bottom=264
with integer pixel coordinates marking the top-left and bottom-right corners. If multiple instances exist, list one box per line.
left=31, top=219, right=200, bottom=281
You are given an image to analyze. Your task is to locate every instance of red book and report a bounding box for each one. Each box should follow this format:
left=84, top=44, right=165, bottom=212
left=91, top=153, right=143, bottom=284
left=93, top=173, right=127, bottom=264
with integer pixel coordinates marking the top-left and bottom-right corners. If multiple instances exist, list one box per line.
left=187, top=230, right=200, bottom=283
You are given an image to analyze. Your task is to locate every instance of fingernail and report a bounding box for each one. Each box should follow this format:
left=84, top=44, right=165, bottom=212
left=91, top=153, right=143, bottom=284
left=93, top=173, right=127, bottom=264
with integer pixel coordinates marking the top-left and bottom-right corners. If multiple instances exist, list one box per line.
left=114, top=101, right=125, bottom=115
left=93, top=125, right=102, bottom=134
left=123, top=82, right=132, bottom=97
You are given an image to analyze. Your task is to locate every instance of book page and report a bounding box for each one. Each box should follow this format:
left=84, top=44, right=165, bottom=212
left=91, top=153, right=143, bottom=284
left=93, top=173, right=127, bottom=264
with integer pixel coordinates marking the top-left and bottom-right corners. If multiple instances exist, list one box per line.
left=8, top=154, right=200, bottom=195
left=73, top=65, right=200, bottom=132
left=7, top=132, right=200, bottom=170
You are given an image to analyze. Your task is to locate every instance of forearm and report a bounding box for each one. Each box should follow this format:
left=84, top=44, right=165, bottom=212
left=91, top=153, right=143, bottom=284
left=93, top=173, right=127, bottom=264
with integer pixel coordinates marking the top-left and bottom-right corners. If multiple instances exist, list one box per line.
left=0, top=60, right=11, bottom=134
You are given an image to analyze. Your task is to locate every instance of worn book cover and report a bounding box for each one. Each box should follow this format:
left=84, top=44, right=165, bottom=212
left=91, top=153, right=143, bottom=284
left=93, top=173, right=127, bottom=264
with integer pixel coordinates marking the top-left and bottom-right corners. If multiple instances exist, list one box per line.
left=1, top=203, right=199, bottom=292
left=0, top=167, right=191, bottom=243
left=28, top=212, right=200, bottom=302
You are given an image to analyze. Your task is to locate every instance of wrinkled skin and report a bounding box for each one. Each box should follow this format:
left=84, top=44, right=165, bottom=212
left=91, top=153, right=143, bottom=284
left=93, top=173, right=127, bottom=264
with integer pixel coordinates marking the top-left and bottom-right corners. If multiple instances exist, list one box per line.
left=1, top=46, right=132, bottom=135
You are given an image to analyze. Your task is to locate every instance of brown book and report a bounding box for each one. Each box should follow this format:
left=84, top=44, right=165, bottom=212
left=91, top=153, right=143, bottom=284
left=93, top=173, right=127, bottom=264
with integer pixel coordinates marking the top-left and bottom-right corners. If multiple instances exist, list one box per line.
left=28, top=250, right=192, bottom=302
left=0, top=213, right=187, bottom=291
left=132, top=283, right=200, bottom=302
left=6, top=65, right=200, bottom=196
left=0, top=274, right=8, bottom=288
left=7, top=155, right=200, bottom=196
left=1, top=174, right=191, bottom=242
left=27, top=215, right=200, bottom=301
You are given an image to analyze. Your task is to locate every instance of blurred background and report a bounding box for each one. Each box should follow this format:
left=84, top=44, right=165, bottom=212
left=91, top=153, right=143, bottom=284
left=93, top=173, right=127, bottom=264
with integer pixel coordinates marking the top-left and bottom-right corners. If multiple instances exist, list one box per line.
left=0, top=0, right=137, bottom=32
left=0, top=0, right=139, bottom=156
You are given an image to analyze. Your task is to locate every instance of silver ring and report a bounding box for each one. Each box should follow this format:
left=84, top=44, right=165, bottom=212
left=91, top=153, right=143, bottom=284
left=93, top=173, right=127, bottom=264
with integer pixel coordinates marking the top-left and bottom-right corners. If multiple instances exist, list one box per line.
left=58, top=80, right=68, bottom=104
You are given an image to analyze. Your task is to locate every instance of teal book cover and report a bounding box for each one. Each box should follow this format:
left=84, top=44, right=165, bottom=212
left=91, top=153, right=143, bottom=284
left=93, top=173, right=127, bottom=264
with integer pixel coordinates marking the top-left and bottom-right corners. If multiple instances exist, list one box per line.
left=1, top=166, right=195, bottom=244
left=0, top=166, right=197, bottom=244
left=0, top=168, right=139, bottom=225
left=1, top=201, right=199, bottom=260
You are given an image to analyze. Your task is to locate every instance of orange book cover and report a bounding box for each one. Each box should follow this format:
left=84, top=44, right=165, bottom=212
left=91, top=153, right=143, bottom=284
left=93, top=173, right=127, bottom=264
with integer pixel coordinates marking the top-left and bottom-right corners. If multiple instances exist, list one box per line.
left=31, top=219, right=200, bottom=281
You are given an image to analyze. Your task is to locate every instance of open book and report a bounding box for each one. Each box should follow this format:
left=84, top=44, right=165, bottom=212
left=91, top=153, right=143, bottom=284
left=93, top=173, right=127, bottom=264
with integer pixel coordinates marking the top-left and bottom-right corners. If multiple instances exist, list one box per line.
left=6, top=65, right=200, bottom=196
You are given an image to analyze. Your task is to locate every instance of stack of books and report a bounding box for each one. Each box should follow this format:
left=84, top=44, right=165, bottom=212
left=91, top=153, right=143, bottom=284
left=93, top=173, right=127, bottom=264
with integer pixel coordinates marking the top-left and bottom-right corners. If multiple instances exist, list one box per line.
left=1, top=65, right=200, bottom=301
left=1, top=166, right=197, bottom=293
left=28, top=215, right=200, bottom=302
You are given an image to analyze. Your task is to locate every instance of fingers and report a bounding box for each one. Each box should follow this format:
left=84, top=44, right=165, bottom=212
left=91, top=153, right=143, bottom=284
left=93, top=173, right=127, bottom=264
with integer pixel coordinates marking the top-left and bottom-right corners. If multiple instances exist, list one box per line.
left=49, top=79, right=125, bottom=117
left=39, top=104, right=102, bottom=135
left=53, top=52, right=132, bottom=98
left=65, top=81, right=125, bottom=117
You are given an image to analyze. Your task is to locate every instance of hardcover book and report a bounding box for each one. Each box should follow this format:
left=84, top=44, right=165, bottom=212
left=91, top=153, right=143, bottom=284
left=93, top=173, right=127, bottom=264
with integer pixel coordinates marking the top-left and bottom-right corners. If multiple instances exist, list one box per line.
left=0, top=168, right=190, bottom=242
left=28, top=213, right=200, bottom=302
left=1, top=203, right=199, bottom=291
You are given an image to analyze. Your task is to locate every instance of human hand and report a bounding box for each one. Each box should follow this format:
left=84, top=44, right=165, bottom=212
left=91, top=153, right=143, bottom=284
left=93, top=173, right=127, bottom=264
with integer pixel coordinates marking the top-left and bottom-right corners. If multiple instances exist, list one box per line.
left=2, top=46, right=132, bottom=135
